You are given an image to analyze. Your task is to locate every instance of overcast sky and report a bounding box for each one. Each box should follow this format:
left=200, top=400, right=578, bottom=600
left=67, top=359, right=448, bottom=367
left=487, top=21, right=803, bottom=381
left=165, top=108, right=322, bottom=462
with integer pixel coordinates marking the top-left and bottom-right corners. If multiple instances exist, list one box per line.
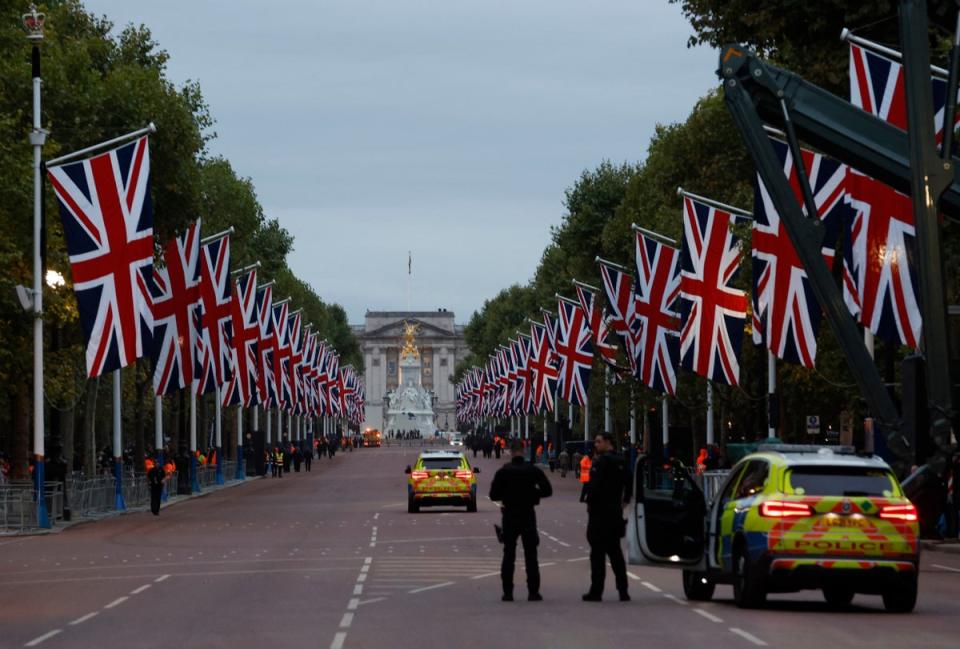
left=83, top=0, right=717, bottom=325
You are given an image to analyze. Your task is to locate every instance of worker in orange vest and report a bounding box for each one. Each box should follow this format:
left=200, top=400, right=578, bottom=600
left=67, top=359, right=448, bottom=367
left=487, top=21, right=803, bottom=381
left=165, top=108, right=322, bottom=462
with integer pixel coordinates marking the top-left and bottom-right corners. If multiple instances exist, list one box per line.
left=144, top=457, right=155, bottom=473
left=579, top=452, right=592, bottom=503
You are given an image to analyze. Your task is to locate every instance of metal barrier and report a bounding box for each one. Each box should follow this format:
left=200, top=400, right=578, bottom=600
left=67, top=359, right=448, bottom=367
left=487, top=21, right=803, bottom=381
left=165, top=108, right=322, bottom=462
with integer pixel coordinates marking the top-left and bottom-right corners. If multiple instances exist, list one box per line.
left=697, top=470, right=731, bottom=506
left=0, top=482, right=64, bottom=533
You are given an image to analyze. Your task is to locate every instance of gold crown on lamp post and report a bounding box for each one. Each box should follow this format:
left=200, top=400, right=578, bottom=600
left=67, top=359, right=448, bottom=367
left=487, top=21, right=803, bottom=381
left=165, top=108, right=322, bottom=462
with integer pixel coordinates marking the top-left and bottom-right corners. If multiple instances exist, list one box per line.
left=22, top=4, right=45, bottom=42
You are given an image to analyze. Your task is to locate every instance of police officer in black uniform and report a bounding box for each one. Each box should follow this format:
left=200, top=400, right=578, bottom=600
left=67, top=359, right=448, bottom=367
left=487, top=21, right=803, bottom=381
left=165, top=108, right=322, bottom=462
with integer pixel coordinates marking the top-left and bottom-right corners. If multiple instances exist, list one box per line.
left=147, top=453, right=167, bottom=516
left=582, top=432, right=632, bottom=601
left=489, top=439, right=553, bottom=602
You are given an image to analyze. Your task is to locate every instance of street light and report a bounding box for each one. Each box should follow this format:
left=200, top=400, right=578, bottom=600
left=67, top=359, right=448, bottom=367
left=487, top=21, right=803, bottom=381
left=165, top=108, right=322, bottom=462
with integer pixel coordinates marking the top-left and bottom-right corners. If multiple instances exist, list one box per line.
left=45, top=269, right=64, bottom=288
left=23, top=2, right=49, bottom=528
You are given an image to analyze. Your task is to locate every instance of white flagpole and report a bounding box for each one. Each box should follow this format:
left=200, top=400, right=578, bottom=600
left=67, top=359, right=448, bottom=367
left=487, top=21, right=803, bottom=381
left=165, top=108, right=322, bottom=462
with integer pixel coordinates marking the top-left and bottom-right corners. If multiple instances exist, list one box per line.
left=629, top=384, right=636, bottom=445
left=603, top=366, right=611, bottom=434
left=706, top=382, right=715, bottom=445
left=266, top=407, right=272, bottom=445
left=584, top=401, right=590, bottom=441
left=154, top=395, right=163, bottom=454
left=767, top=351, right=777, bottom=438
left=190, top=386, right=199, bottom=492
left=113, top=370, right=125, bottom=510
left=214, top=384, right=224, bottom=485
left=235, top=406, right=244, bottom=480
left=661, top=395, right=669, bottom=452
left=252, top=405, right=259, bottom=431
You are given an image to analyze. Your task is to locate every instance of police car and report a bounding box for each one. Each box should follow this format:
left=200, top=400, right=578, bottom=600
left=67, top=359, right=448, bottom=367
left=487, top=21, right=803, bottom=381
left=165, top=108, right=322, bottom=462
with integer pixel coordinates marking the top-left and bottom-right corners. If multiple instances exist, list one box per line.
left=627, top=445, right=920, bottom=612
left=405, top=450, right=479, bottom=513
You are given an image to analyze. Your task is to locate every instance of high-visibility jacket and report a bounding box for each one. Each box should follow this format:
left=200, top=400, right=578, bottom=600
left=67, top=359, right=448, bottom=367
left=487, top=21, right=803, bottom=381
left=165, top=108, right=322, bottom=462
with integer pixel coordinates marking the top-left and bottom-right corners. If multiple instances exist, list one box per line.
left=163, top=462, right=175, bottom=476
left=579, top=456, right=592, bottom=483
left=145, top=458, right=155, bottom=472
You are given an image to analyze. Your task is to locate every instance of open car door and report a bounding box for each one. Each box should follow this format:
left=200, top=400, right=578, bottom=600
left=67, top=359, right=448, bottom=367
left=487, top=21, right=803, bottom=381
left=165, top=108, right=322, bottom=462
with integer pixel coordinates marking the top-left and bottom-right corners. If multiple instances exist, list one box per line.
left=628, top=455, right=706, bottom=569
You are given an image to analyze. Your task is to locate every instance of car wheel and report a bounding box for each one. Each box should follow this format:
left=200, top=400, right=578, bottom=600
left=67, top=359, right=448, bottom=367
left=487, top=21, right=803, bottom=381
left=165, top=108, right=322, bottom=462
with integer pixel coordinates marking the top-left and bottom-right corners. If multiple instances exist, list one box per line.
left=822, top=586, right=855, bottom=608
left=466, top=496, right=477, bottom=513
left=882, top=574, right=918, bottom=613
left=408, top=496, right=419, bottom=514
left=682, top=570, right=715, bottom=601
left=732, top=547, right=766, bottom=609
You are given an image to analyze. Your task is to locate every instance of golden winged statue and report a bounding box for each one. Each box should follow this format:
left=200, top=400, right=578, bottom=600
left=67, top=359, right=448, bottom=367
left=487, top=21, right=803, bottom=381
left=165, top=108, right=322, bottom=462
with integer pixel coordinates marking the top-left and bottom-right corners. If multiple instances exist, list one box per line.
left=400, top=321, right=421, bottom=360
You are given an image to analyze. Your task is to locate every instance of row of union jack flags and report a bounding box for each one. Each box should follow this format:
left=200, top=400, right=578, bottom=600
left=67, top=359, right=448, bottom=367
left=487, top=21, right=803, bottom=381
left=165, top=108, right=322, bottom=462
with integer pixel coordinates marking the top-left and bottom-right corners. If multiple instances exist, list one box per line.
left=457, top=37, right=947, bottom=424
left=48, top=134, right=364, bottom=424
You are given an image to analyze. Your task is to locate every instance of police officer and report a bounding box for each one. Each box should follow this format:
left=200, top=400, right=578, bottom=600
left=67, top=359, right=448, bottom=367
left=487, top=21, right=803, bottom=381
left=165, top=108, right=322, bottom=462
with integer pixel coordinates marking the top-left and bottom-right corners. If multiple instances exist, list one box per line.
left=489, top=439, right=553, bottom=602
left=147, top=453, right=167, bottom=516
left=582, top=432, right=632, bottom=602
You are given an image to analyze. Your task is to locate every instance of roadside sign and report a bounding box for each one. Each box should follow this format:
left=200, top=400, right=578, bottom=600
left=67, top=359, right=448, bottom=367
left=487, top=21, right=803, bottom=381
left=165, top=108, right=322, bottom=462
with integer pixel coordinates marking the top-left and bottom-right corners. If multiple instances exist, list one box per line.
left=806, top=415, right=820, bottom=436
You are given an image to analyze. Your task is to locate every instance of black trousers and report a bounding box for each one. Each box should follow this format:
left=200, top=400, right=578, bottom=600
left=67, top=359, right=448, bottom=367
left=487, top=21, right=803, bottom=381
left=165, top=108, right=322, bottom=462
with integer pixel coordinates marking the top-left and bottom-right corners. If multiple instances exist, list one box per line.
left=501, top=515, right=540, bottom=596
left=150, top=485, right=162, bottom=516
left=586, top=513, right=628, bottom=595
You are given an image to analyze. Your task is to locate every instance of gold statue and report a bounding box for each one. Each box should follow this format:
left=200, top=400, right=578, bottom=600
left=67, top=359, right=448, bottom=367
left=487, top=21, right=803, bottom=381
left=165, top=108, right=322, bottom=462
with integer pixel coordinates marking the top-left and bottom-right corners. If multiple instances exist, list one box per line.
left=400, top=321, right=421, bottom=360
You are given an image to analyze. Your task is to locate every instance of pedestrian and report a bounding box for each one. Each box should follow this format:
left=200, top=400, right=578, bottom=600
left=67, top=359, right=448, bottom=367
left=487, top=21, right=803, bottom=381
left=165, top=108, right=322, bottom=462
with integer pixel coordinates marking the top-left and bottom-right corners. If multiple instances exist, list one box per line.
left=559, top=448, right=570, bottom=478
left=147, top=453, right=167, bottom=516
left=274, top=447, right=284, bottom=478
left=579, top=451, right=592, bottom=502
left=572, top=449, right=582, bottom=479
left=489, top=440, right=553, bottom=602
left=293, top=447, right=302, bottom=472
left=582, top=432, right=632, bottom=602
left=304, top=447, right=313, bottom=472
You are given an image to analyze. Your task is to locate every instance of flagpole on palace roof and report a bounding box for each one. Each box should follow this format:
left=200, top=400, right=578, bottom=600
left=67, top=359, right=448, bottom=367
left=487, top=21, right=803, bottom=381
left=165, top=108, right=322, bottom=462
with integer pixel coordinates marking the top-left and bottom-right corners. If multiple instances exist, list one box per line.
left=24, top=3, right=49, bottom=527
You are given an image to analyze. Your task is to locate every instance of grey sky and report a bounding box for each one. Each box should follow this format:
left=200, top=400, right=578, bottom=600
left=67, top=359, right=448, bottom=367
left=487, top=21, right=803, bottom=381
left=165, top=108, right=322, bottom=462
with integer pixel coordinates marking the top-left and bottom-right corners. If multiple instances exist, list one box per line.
left=82, top=0, right=717, bottom=324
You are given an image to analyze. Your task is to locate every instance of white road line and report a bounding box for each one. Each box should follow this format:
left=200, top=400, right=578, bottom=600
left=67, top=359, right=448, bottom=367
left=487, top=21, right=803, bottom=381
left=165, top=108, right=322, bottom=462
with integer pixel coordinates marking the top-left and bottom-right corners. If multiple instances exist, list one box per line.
left=538, top=562, right=556, bottom=567
left=470, top=571, right=501, bottom=580
left=694, top=608, right=723, bottom=623
left=356, top=573, right=367, bottom=582
left=130, top=584, right=151, bottom=595
left=364, top=557, right=372, bottom=564
left=641, top=581, right=662, bottom=593
left=24, top=630, right=62, bottom=647
left=664, top=594, right=687, bottom=605
left=103, top=596, right=128, bottom=609
left=330, top=631, right=347, bottom=649
left=566, top=557, right=589, bottom=562
left=373, top=513, right=380, bottom=520
left=358, top=597, right=387, bottom=606
left=154, top=574, right=170, bottom=583
left=68, top=612, right=99, bottom=626
left=339, top=613, right=354, bottom=628
left=730, top=628, right=768, bottom=646
left=360, top=565, right=370, bottom=573
left=933, top=563, right=960, bottom=573
left=409, top=581, right=455, bottom=594
left=353, top=584, right=364, bottom=595
left=626, top=571, right=641, bottom=580
left=369, top=542, right=376, bottom=548
left=347, top=598, right=360, bottom=610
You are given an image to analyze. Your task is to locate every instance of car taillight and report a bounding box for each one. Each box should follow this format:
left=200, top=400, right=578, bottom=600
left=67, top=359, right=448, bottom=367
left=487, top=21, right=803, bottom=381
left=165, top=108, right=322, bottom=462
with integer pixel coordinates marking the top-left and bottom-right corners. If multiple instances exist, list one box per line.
left=455, top=470, right=473, bottom=480
left=411, top=471, right=429, bottom=480
left=879, top=503, right=918, bottom=522
left=759, top=500, right=813, bottom=518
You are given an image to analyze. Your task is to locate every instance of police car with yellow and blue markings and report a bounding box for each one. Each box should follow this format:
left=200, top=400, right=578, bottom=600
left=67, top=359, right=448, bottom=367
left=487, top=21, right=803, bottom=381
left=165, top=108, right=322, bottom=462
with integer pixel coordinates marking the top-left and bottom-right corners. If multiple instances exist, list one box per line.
left=627, top=445, right=920, bottom=612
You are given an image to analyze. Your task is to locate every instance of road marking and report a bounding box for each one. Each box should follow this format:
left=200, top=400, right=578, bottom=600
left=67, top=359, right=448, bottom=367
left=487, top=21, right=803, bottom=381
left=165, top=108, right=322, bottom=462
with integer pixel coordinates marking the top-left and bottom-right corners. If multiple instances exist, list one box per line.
left=364, top=557, right=372, bottom=565
left=154, top=574, right=170, bottom=583
left=933, top=563, right=960, bottom=573
left=360, top=565, right=370, bottom=573
left=347, top=598, right=360, bottom=610
left=68, top=612, right=99, bottom=626
left=694, top=608, right=723, bottom=623
left=24, top=630, right=62, bottom=647
left=339, top=613, right=354, bottom=628
left=664, top=594, right=687, bottom=605
left=627, top=571, right=641, bottom=580
left=730, top=628, right=768, bottom=646
left=330, top=631, right=347, bottom=649
left=103, top=596, right=128, bottom=609
left=538, top=562, right=556, bottom=567
left=641, top=581, right=662, bottom=593
left=353, top=584, right=364, bottom=595
left=358, top=597, right=387, bottom=606
left=373, top=512, right=380, bottom=520
left=470, top=571, right=501, bottom=580
left=409, top=581, right=455, bottom=594
left=130, top=584, right=151, bottom=595
left=356, top=573, right=367, bottom=582
left=566, top=557, right=589, bottom=563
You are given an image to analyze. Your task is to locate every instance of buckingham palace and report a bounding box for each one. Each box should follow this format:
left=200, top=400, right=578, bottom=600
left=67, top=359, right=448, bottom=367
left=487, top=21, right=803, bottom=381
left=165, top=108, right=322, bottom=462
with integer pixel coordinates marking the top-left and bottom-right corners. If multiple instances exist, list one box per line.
left=351, top=310, right=469, bottom=432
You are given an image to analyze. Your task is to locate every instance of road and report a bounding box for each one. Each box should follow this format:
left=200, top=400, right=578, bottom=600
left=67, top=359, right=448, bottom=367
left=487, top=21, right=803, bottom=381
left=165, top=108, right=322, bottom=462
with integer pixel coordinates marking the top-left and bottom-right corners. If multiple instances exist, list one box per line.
left=2, top=443, right=960, bottom=649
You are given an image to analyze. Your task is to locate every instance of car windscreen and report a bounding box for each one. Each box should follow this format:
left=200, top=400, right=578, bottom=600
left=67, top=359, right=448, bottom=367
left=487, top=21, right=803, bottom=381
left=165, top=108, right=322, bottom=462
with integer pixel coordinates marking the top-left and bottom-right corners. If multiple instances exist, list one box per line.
left=421, top=458, right=463, bottom=470
left=786, top=466, right=898, bottom=497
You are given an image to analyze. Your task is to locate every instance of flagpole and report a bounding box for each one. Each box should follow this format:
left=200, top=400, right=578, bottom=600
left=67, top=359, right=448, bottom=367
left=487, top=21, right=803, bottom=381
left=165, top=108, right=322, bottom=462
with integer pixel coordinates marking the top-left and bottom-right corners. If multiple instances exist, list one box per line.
left=25, top=4, right=49, bottom=528
left=706, top=382, right=715, bottom=446
left=584, top=400, right=590, bottom=441
left=661, top=395, right=669, bottom=458
left=215, top=384, right=224, bottom=485
left=603, top=366, right=611, bottom=434
left=629, top=384, right=636, bottom=445
left=190, top=386, right=199, bottom=492
left=767, top=351, right=777, bottom=437
left=113, top=370, right=125, bottom=510
left=155, top=394, right=167, bottom=502
left=235, top=406, right=245, bottom=480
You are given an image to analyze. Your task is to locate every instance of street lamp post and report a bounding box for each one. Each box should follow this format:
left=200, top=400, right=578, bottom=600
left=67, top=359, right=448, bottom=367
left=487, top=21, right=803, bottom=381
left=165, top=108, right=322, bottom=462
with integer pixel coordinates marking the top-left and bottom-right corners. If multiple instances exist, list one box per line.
left=24, top=3, right=49, bottom=528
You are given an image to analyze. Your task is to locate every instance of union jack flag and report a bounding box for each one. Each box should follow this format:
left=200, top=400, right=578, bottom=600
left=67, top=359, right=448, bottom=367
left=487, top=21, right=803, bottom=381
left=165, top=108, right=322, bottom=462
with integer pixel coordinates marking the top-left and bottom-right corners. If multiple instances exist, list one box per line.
left=271, top=301, right=291, bottom=409
left=575, top=284, right=622, bottom=373
left=528, top=321, right=558, bottom=414
left=679, top=196, right=748, bottom=386
left=555, top=299, right=593, bottom=406
left=223, top=269, right=260, bottom=407
left=312, top=340, right=329, bottom=416
left=286, top=311, right=304, bottom=412
left=255, top=284, right=279, bottom=407
left=849, top=42, right=960, bottom=144
left=541, top=309, right=560, bottom=365
left=195, top=236, right=233, bottom=395
left=150, top=220, right=201, bottom=395
left=510, top=339, right=528, bottom=415
left=48, top=136, right=154, bottom=377
left=752, top=137, right=851, bottom=367
left=599, top=261, right=639, bottom=373
left=633, top=232, right=681, bottom=394
left=843, top=170, right=921, bottom=348
left=502, top=345, right=517, bottom=417
left=326, top=350, right=344, bottom=417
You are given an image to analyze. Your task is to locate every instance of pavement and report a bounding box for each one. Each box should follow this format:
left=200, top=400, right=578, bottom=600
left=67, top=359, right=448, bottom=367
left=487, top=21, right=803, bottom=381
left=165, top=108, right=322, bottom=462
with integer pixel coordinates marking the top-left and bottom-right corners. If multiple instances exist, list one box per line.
left=3, top=443, right=960, bottom=649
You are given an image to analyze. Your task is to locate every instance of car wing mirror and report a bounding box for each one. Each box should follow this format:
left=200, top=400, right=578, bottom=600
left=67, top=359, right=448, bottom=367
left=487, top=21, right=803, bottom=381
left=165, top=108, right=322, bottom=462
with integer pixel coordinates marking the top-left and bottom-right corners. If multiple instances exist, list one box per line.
left=404, top=466, right=412, bottom=474
left=473, top=467, right=480, bottom=474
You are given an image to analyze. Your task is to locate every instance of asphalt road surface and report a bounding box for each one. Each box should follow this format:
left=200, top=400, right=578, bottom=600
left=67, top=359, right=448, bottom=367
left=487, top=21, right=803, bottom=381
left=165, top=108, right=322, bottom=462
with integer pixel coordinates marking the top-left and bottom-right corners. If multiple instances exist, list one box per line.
left=3, top=443, right=960, bottom=649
